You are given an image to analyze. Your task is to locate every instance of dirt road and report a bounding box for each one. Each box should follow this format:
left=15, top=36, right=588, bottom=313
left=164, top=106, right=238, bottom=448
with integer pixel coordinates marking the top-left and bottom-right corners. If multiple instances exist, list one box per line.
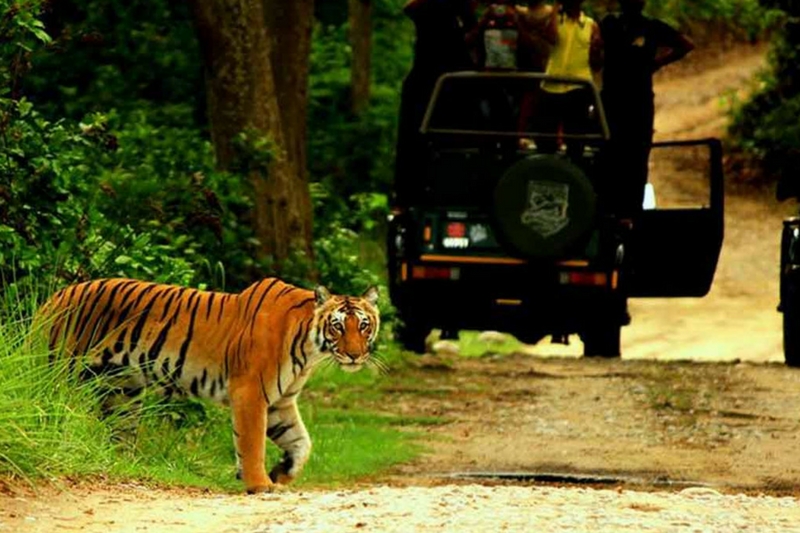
left=3, top=44, right=800, bottom=533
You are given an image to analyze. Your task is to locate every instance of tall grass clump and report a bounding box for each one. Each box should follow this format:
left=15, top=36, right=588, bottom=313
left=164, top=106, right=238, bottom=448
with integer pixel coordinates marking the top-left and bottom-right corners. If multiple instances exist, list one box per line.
left=0, top=281, right=117, bottom=481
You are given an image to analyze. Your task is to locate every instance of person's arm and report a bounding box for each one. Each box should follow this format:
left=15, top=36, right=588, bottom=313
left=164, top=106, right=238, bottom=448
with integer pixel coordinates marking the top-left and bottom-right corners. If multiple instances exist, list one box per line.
left=652, top=21, right=694, bottom=72
left=543, top=2, right=560, bottom=45
left=589, top=19, right=603, bottom=72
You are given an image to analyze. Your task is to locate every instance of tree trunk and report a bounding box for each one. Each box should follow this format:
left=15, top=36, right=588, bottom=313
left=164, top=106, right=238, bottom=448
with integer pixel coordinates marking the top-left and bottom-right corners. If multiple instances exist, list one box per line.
left=189, top=0, right=313, bottom=270
left=263, top=0, right=315, bottom=253
left=348, top=0, right=372, bottom=114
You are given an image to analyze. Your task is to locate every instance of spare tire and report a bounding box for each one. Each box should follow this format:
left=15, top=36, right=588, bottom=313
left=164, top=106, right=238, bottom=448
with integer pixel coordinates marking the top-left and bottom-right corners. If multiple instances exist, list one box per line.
left=493, top=155, right=596, bottom=259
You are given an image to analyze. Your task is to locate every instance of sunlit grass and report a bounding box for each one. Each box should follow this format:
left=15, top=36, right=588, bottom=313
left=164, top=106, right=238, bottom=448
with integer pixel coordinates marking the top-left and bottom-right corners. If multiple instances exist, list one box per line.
left=0, top=281, right=118, bottom=482
left=455, top=330, right=524, bottom=358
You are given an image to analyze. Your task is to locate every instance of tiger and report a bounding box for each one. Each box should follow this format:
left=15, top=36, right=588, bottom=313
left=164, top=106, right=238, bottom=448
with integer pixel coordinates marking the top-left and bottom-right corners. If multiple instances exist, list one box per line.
left=38, top=277, right=381, bottom=493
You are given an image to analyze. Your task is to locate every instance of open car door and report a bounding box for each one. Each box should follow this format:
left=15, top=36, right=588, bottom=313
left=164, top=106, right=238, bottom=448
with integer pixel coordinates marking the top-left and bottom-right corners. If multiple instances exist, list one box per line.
left=627, top=139, right=724, bottom=297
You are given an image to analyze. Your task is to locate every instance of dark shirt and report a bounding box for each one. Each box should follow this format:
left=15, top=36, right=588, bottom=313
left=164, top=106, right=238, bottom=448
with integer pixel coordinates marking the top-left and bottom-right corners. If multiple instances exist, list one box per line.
left=601, top=13, right=685, bottom=102
left=408, top=0, right=475, bottom=76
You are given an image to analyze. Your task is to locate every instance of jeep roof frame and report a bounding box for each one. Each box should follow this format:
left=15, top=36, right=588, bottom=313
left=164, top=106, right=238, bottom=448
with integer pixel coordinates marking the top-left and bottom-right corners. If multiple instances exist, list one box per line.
left=419, top=71, right=611, bottom=141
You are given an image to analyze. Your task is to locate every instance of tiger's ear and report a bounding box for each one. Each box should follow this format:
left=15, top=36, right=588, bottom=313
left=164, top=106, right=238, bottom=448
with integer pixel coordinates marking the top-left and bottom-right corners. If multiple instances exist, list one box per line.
left=315, top=285, right=332, bottom=306
left=362, top=286, right=379, bottom=306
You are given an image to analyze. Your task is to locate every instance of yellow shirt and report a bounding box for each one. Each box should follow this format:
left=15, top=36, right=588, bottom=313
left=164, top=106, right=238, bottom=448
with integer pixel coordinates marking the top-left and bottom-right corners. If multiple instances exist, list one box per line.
left=543, top=12, right=594, bottom=93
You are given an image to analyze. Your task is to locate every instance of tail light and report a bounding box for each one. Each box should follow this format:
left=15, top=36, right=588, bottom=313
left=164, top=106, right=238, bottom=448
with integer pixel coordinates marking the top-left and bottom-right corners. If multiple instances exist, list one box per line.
left=411, top=266, right=461, bottom=280
left=559, top=271, right=616, bottom=288
left=446, top=222, right=466, bottom=238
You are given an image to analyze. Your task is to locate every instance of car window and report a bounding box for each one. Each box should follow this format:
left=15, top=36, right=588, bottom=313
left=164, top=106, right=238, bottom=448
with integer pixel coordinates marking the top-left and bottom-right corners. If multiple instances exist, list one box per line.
left=422, top=73, right=609, bottom=140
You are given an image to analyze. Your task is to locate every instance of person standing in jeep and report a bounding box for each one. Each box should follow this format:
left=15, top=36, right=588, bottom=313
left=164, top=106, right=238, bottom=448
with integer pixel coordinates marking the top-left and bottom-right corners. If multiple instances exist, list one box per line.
left=600, top=0, right=695, bottom=217
left=394, top=0, right=477, bottom=207
left=538, top=0, right=603, bottom=156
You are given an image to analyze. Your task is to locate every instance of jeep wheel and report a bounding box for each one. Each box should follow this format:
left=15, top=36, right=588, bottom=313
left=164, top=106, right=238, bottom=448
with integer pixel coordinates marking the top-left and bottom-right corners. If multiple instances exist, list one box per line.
left=396, top=315, right=430, bottom=354
left=582, top=325, right=621, bottom=358
left=784, top=297, right=800, bottom=368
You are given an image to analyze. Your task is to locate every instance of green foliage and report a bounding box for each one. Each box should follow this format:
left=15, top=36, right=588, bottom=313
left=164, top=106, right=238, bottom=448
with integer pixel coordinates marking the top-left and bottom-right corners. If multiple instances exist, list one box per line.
left=0, top=281, right=117, bottom=479
left=641, top=0, right=783, bottom=38
left=728, top=3, right=800, bottom=196
left=25, top=0, right=202, bottom=122
left=0, top=103, right=204, bottom=285
left=2, top=0, right=408, bottom=295
left=308, top=12, right=410, bottom=210
left=84, top=109, right=261, bottom=289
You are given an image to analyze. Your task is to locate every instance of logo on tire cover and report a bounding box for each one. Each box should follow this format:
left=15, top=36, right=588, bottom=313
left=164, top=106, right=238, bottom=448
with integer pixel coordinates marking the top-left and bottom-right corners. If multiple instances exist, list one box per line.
left=520, top=181, right=570, bottom=237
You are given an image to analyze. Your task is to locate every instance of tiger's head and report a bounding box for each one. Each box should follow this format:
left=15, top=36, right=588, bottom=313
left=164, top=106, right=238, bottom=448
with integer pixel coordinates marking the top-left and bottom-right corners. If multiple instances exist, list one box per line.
left=314, top=285, right=380, bottom=372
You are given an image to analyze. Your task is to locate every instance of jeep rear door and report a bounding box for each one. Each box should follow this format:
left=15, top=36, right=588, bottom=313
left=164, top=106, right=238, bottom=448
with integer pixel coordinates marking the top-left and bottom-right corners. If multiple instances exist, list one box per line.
left=628, top=139, right=724, bottom=297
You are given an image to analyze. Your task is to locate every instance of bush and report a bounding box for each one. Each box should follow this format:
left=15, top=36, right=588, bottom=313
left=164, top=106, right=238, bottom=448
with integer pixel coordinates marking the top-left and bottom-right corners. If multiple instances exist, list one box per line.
left=728, top=4, right=800, bottom=197
left=643, top=0, right=782, bottom=40
left=0, top=104, right=202, bottom=286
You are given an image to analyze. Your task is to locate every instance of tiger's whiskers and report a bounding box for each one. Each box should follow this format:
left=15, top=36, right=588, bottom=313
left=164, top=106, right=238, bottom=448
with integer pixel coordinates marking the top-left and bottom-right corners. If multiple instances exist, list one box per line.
left=367, top=355, right=390, bottom=375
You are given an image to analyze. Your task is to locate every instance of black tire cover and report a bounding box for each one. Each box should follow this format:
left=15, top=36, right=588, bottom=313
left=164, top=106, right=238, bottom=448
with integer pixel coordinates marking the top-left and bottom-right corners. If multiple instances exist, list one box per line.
left=493, top=155, right=596, bottom=258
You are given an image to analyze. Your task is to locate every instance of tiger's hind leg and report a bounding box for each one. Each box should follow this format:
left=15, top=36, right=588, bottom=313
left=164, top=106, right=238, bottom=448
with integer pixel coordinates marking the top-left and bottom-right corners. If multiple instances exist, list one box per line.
left=267, top=397, right=311, bottom=485
left=100, top=385, right=145, bottom=442
left=80, top=356, right=146, bottom=442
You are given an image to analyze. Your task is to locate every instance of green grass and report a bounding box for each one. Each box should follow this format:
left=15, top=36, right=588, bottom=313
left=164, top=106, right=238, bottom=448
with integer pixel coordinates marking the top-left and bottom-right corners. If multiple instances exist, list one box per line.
left=0, top=280, right=425, bottom=491
left=0, top=282, right=119, bottom=481
left=108, top=401, right=423, bottom=491
left=456, top=330, right=525, bottom=358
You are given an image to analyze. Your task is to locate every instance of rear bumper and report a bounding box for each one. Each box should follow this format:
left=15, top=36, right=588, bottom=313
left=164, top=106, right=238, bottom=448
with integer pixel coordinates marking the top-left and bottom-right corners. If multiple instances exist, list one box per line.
left=390, top=254, right=625, bottom=337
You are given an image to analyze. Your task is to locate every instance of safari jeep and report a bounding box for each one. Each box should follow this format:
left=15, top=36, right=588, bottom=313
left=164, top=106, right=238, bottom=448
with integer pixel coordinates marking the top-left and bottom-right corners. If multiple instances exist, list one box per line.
left=780, top=216, right=800, bottom=367
left=388, top=72, right=724, bottom=356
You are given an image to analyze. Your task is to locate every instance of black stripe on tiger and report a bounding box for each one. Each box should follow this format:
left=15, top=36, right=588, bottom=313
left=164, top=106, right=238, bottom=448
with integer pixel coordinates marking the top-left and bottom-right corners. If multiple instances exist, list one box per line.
left=206, top=293, right=215, bottom=321
left=129, top=283, right=157, bottom=313
left=184, top=289, right=198, bottom=311
left=67, top=283, right=93, bottom=334
left=288, top=319, right=308, bottom=371
left=259, top=373, right=271, bottom=405
left=147, top=307, right=179, bottom=364
left=128, top=288, right=165, bottom=352
left=276, top=359, right=284, bottom=395
left=267, top=423, right=294, bottom=441
left=275, top=285, right=295, bottom=299
left=111, top=284, right=153, bottom=352
left=247, top=279, right=281, bottom=344
left=217, top=294, right=228, bottom=323
left=172, top=292, right=202, bottom=382
left=93, top=281, right=138, bottom=349
left=243, top=279, right=266, bottom=316
left=160, top=357, right=170, bottom=378
left=72, top=280, right=112, bottom=351
left=158, top=287, right=180, bottom=322
left=287, top=297, right=315, bottom=313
